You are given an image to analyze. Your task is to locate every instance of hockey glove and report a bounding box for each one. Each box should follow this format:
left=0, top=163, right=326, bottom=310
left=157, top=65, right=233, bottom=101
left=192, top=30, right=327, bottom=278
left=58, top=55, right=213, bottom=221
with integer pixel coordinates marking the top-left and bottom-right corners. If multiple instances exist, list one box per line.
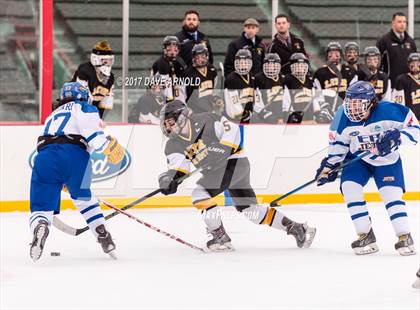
left=103, top=136, right=125, bottom=164
left=314, top=102, right=334, bottom=124
left=315, top=158, right=340, bottom=186
left=199, top=142, right=232, bottom=170
left=376, top=129, right=401, bottom=156
left=158, top=170, right=185, bottom=195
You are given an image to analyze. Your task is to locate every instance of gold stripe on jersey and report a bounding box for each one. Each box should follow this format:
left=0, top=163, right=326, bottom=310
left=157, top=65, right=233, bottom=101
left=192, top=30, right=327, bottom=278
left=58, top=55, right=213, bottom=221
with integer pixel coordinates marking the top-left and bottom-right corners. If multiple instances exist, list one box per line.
left=220, top=140, right=239, bottom=152
left=193, top=198, right=218, bottom=210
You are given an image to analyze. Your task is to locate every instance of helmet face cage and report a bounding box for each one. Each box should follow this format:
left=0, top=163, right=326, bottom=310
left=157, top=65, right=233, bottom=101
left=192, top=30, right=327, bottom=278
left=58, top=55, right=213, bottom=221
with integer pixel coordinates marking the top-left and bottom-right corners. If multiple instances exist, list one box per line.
left=91, top=53, right=114, bottom=76
left=163, top=43, right=179, bottom=60
left=291, top=62, right=308, bottom=80
left=344, top=45, right=359, bottom=64
left=234, top=58, right=252, bottom=75
left=159, top=104, right=189, bottom=137
left=263, top=61, right=281, bottom=79
left=365, top=55, right=380, bottom=71
left=408, top=53, right=420, bottom=75
left=343, top=98, right=371, bottom=122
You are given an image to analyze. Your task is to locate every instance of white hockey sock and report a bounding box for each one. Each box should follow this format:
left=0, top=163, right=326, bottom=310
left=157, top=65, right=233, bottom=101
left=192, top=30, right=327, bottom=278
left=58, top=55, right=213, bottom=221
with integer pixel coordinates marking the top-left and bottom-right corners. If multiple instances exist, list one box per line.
left=73, top=197, right=105, bottom=238
left=200, top=206, right=222, bottom=231
left=29, top=211, right=53, bottom=234
left=242, top=204, right=287, bottom=231
left=342, top=181, right=371, bottom=235
left=379, top=186, right=410, bottom=236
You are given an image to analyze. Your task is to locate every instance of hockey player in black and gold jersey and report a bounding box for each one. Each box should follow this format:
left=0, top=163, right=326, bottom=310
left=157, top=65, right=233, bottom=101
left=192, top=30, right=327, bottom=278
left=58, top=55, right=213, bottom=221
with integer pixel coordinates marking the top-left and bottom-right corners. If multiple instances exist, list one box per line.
left=283, top=53, right=327, bottom=123
left=152, top=36, right=187, bottom=102
left=314, top=42, right=347, bottom=110
left=341, top=42, right=361, bottom=85
left=255, top=53, right=285, bottom=123
left=183, top=44, right=218, bottom=114
left=351, top=46, right=391, bottom=101
left=393, top=52, right=420, bottom=119
left=224, top=49, right=266, bottom=124
left=158, top=100, right=316, bottom=251
left=72, top=40, right=115, bottom=119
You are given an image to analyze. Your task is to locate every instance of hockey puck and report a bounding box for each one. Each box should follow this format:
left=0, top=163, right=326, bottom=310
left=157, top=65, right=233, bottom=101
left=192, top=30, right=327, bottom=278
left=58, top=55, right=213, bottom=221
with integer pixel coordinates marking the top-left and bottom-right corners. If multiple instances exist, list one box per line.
left=50, top=252, right=61, bottom=257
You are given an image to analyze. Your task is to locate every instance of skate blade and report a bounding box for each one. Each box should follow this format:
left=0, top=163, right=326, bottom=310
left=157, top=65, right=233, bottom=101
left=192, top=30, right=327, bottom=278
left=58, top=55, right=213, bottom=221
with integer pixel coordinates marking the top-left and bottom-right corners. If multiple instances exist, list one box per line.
left=303, top=227, right=316, bottom=249
left=353, top=243, right=379, bottom=255
left=207, top=242, right=235, bottom=252
left=107, top=250, right=117, bottom=260
left=397, top=246, right=416, bottom=256
left=30, top=225, right=48, bottom=262
left=412, top=277, right=420, bottom=289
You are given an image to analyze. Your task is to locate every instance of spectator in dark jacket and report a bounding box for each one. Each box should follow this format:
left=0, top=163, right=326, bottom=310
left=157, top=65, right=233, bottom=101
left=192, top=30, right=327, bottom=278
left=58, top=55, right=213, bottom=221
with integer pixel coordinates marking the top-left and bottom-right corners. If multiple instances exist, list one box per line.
left=377, top=12, right=417, bottom=86
left=267, top=14, right=307, bottom=75
left=223, top=18, right=265, bottom=78
left=174, top=10, right=213, bottom=66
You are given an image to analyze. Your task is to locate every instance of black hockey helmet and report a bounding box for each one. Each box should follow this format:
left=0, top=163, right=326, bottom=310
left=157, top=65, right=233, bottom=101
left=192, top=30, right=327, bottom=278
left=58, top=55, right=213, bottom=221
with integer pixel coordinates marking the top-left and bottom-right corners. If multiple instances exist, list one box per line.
left=290, top=52, right=308, bottom=64
left=407, top=52, right=420, bottom=75
left=344, top=41, right=360, bottom=64
left=407, top=52, right=420, bottom=64
left=363, top=46, right=381, bottom=70
left=159, top=100, right=189, bottom=137
left=192, top=44, right=209, bottom=67
left=263, top=53, right=281, bottom=79
left=234, top=49, right=253, bottom=75
left=325, top=41, right=342, bottom=61
left=162, top=36, right=180, bottom=60
left=162, top=36, right=180, bottom=47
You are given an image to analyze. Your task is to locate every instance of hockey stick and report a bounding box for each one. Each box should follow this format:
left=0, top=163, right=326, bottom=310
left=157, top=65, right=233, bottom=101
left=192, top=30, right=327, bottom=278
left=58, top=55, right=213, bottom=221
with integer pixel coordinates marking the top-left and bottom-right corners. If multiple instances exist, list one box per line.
left=219, top=62, right=225, bottom=89
left=101, top=200, right=206, bottom=253
left=326, top=61, right=343, bottom=112
left=53, top=166, right=204, bottom=236
left=270, top=151, right=370, bottom=207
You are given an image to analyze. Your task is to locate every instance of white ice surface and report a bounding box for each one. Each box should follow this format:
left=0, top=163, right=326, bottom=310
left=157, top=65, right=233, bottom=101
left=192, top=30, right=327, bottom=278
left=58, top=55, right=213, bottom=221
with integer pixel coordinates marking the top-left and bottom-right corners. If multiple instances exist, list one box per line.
left=1, top=202, right=419, bottom=310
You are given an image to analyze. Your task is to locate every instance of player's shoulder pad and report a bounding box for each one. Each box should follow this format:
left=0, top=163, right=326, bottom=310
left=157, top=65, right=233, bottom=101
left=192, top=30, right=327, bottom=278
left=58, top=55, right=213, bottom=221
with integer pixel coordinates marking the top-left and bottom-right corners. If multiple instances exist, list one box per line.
left=164, top=138, right=184, bottom=156
left=76, top=101, right=100, bottom=114
left=330, top=105, right=348, bottom=134
left=370, top=101, right=410, bottom=123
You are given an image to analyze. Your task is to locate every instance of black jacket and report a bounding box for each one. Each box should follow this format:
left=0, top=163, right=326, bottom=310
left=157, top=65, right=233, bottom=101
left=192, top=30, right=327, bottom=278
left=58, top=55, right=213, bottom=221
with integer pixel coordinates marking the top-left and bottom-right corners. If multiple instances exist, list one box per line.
left=223, top=32, right=265, bottom=78
left=267, top=32, right=307, bottom=75
left=175, top=26, right=214, bottom=67
left=376, top=30, right=417, bottom=86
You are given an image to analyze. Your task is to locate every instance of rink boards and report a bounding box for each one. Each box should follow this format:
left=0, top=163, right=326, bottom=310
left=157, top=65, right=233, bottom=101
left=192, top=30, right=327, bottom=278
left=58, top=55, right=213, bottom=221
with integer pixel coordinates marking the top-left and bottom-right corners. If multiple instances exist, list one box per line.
left=1, top=124, right=419, bottom=211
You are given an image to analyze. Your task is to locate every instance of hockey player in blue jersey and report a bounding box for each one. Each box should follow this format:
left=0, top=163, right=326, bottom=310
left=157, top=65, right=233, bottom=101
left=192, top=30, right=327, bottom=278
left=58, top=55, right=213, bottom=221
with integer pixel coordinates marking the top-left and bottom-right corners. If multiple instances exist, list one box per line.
left=315, top=81, right=419, bottom=255
left=29, top=82, right=125, bottom=261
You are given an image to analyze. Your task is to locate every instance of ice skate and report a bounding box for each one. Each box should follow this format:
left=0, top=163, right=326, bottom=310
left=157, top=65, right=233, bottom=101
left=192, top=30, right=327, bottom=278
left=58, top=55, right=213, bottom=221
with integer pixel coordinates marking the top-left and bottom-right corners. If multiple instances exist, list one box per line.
left=351, top=228, right=379, bottom=255
left=30, top=220, right=50, bottom=262
left=284, top=218, right=316, bottom=248
left=395, top=233, right=416, bottom=256
left=413, top=269, right=420, bottom=289
left=206, top=224, right=234, bottom=252
left=96, top=225, right=117, bottom=259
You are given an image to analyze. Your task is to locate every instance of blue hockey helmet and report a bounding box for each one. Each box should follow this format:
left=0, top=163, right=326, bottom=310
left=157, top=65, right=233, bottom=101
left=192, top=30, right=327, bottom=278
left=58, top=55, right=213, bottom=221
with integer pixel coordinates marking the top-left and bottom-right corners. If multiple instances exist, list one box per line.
left=59, top=81, right=91, bottom=104
left=343, top=81, right=376, bottom=122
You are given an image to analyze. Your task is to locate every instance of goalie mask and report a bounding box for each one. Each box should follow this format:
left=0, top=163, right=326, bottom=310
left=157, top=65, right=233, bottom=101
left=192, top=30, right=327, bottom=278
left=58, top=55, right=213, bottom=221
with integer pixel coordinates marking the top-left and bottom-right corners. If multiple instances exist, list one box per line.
left=163, top=36, right=180, bottom=61
left=192, top=44, right=209, bottom=68
left=160, top=100, right=189, bottom=137
left=290, top=53, right=309, bottom=80
left=344, top=41, right=359, bottom=65
left=234, top=49, right=252, bottom=75
left=407, top=52, right=420, bottom=76
left=263, top=53, right=281, bottom=79
left=343, top=81, right=376, bottom=122
left=326, top=41, right=342, bottom=65
left=363, top=46, right=381, bottom=72
left=91, top=40, right=114, bottom=76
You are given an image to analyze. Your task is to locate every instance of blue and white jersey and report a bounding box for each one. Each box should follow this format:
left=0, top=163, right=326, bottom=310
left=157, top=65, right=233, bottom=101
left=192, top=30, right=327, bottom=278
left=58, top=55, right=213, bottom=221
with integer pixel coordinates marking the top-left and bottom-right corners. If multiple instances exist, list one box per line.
left=327, top=101, right=419, bottom=166
left=41, top=100, right=109, bottom=153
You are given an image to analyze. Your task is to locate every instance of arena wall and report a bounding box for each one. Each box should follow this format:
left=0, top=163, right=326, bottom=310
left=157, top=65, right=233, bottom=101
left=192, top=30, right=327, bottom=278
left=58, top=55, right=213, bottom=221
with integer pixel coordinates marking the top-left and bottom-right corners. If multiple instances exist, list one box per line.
left=1, top=125, right=419, bottom=212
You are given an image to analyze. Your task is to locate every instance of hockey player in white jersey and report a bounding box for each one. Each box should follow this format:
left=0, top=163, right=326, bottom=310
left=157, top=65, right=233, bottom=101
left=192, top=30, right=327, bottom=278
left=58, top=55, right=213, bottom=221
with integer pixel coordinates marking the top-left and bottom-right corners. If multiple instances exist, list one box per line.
left=29, top=82, right=125, bottom=262
left=315, top=81, right=419, bottom=255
